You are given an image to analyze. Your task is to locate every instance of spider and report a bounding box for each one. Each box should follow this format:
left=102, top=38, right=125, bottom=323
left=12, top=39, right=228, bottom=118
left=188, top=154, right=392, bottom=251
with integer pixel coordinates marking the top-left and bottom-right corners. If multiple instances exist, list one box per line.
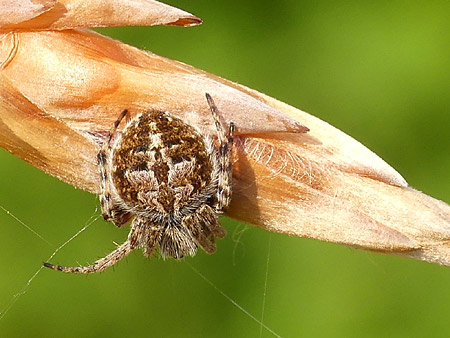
left=44, top=93, right=234, bottom=274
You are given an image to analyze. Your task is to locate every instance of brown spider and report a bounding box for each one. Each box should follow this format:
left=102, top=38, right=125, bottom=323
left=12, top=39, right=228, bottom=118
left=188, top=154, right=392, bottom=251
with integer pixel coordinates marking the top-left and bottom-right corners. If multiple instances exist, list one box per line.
left=44, top=93, right=234, bottom=273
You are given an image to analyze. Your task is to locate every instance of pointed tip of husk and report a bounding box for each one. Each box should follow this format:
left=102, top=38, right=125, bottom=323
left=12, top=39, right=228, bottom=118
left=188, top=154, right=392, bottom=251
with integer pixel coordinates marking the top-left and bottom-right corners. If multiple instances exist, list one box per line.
left=0, top=0, right=202, bottom=30
left=168, top=17, right=202, bottom=27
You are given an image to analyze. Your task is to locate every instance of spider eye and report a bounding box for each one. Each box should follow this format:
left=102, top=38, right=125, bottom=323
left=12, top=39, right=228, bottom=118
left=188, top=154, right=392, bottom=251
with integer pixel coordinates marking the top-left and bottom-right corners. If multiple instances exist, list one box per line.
left=158, top=114, right=169, bottom=123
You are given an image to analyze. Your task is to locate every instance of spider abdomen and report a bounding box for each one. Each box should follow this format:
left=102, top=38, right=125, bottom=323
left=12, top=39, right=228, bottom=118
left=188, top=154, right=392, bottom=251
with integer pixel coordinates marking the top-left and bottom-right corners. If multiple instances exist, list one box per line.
left=112, top=111, right=215, bottom=216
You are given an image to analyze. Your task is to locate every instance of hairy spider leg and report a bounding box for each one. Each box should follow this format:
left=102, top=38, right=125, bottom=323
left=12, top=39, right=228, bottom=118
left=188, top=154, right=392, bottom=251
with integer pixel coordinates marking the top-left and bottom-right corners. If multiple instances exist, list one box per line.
left=43, top=221, right=142, bottom=274
left=182, top=204, right=227, bottom=254
left=98, top=109, right=132, bottom=226
left=205, top=93, right=234, bottom=213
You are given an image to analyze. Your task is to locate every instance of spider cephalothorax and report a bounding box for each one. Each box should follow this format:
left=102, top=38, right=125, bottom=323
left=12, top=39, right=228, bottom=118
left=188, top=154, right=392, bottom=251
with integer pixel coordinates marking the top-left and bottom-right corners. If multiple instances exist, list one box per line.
left=44, top=94, right=234, bottom=273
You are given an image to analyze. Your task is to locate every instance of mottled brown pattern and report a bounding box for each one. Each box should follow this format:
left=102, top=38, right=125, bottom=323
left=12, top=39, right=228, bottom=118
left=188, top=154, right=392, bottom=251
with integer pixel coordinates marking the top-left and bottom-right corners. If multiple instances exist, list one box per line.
left=112, top=111, right=213, bottom=214
left=44, top=95, right=234, bottom=274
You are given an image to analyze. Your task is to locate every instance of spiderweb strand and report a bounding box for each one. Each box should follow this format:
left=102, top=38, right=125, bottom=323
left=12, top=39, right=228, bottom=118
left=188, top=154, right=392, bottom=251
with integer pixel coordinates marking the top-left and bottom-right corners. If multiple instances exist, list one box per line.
left=187, top=262, right=281, bottom=338
left=0, top=213, right=99, bottom=321
left=0, top=205, right=52, bottom=246
left=260, top=236, right=272, bottom=338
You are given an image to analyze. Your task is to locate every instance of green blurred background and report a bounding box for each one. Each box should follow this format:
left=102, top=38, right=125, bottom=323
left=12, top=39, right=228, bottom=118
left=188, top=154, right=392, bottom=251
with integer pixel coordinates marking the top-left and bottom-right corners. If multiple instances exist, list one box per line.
left=1, top=0, right=449, bottom=337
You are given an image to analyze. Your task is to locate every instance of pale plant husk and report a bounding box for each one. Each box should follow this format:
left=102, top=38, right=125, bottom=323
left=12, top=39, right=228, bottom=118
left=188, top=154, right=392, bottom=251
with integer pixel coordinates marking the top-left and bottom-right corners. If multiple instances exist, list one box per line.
left=1, top=1, right=449, bottom=267
left=0, top=0, right=202, bottom=29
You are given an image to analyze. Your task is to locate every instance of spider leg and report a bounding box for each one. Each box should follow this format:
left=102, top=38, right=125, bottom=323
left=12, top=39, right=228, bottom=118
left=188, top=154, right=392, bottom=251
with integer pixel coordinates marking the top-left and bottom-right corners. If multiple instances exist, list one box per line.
left=43, top=217, right=142, bottom=274
left=135, top=218, right=163, bottom=258
left=205, top=93, right=234, bottom=212
left=98, top=109, right=132, bottom=226
left=182, top=204, right=226, bottom=254
left=159, top=224, right=198, bottom=259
